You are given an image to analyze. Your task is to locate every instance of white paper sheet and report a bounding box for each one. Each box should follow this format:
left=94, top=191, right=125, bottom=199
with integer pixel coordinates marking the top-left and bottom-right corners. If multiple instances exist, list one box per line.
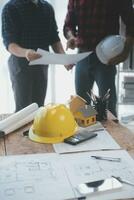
left=60, top=150, right=134, bottom=200
left=53, top=124, right=121, bottom=153
left=0, top=153, right=75, bottom=200
left=0, top=150, right=134, bottom=200
left=0, top=103, right=39, bottom=135
left=29, top=48, right=92, bottom=65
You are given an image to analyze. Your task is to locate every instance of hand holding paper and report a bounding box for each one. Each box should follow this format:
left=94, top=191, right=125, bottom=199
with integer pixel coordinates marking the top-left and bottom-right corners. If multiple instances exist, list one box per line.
left=29, top=48, right=92, bottom=66
left=64, top=64, right=74, bottom=71
left=25, top=49, right=42, bottom=61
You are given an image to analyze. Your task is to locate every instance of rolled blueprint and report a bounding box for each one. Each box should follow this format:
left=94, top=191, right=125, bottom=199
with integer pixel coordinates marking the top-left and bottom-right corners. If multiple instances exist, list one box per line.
left=0, top=103, right=39, bottom=135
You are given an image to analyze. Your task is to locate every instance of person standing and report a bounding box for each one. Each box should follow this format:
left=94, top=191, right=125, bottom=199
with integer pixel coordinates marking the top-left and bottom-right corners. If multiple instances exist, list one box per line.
left=2, top=0, right=72, bottom=111
left=63, top=0, right=134, bottom=116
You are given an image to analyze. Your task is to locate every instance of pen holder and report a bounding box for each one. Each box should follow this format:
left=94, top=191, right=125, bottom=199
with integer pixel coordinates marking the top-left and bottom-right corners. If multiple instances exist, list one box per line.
left=94, top=99, right=108, bottom=121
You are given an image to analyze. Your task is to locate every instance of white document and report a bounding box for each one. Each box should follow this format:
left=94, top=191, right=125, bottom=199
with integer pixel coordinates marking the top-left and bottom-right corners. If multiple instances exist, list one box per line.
left=0, top=103, right=39, bottom=135
left=0, top=153, right=75, bottom=200
left=29, top=48, right=92, bottom=65
left=1, top=150, right=134, bottom=200
left=53, top=125, right=121, bottom=154
left=60, top=150, right=134, bottom=200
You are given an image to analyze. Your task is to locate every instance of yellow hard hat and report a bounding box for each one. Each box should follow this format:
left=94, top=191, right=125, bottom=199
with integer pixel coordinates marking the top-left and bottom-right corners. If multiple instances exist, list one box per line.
left=29, top=104, right=78, bottom=144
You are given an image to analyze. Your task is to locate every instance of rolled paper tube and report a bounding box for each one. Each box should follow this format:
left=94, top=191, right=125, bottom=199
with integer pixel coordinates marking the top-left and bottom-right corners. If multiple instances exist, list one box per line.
left=0, top=103, right=39, bottom=135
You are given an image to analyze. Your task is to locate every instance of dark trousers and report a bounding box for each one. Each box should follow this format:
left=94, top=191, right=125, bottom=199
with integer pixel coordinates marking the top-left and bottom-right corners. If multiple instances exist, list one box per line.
left=75, top=52, right=117, bottom=116
left=8, top=55, right=48, bottom=112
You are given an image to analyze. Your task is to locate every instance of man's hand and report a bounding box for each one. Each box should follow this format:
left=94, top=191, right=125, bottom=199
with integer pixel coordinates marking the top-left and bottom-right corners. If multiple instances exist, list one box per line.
left=51, top=41, right=75, bottom=70
left=25, top=49, right=42, bottom=61
left=108, top=36, right=134, bottom=65
left=64, top=64, right=74, bottom=71
left=108, top=51, right=129, bottom=65
left=66, top=36, right=77, bottom=50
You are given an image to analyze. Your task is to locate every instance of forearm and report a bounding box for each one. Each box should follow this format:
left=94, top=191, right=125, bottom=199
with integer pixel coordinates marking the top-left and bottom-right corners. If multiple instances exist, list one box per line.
left=8, top=43, right=41, bottom=61
left=8, top=43, right=28, bottom=58
left=52, top=41, right=65, bottom=54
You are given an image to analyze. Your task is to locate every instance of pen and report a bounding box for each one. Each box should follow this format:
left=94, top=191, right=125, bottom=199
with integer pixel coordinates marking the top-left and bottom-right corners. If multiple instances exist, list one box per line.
left=103, top=89, right=110, bottom=101
left=112, top=176, right=134, bottom=187
left=90, top=128, right=104, bottom=132
left=86, top=92, right=96, bottom=104
left=91, top=156, right=121, bottom=162
left=65, top=197, right=86, bottom=200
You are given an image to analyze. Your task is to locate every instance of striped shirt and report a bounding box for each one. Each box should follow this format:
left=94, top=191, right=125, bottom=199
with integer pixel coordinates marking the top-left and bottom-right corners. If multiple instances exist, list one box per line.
left=64, top=0, right=134, bottom=51
left=2, top=0, right=60, bottom=50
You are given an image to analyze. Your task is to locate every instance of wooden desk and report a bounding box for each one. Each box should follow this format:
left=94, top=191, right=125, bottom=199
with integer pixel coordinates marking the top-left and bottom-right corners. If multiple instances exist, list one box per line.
left=1, top=113, right=134, bottom=157
left=0, top=113, right=134, bottom=200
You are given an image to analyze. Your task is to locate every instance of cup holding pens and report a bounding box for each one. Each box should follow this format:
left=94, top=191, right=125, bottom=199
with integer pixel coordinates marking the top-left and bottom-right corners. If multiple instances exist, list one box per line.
left=94, top=98, right=108, bottom=121
left=86, top=90, right=110, bottom=121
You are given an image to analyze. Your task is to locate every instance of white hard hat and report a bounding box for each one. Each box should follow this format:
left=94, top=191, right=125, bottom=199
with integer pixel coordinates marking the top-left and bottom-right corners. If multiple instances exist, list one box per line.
left=96, top=35, right=126, bottom=64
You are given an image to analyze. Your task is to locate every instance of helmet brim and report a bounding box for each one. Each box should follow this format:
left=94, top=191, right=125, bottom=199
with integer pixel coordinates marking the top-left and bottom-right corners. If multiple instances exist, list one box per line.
left=29, top=126, right=78, bottom=144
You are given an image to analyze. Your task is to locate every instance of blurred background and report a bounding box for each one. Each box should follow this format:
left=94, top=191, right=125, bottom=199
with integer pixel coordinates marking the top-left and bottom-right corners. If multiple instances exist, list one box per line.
left=0, top=0, right=134, bottom=131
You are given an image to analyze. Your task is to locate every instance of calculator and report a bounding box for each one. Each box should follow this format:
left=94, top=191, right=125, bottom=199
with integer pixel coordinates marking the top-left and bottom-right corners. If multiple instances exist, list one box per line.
left=64, top=131, right=97, bottom=145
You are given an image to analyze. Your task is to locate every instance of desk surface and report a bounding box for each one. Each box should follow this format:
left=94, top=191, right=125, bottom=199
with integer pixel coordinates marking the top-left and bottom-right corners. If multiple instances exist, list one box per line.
left=0, top=113, right=134, bottom=200
left=1, top=113, right=134, bottom=157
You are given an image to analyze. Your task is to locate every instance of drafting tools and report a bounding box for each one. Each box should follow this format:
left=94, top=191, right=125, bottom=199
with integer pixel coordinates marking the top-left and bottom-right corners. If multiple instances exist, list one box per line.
left=87, top=89, right=110, bottom=121
left=91, top=156, right=121, bottom=162
left=103, top=88, right=111, bottom=101
left=86, top=92, right=96, bottom=104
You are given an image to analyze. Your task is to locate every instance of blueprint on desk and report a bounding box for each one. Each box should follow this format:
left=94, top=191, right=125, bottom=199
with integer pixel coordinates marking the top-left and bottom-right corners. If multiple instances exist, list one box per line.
left=60, top=150, right=134, bottom=200
left=0, top=153, right=75, bottom=200
left=0, top=150, right=134, bottom=200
